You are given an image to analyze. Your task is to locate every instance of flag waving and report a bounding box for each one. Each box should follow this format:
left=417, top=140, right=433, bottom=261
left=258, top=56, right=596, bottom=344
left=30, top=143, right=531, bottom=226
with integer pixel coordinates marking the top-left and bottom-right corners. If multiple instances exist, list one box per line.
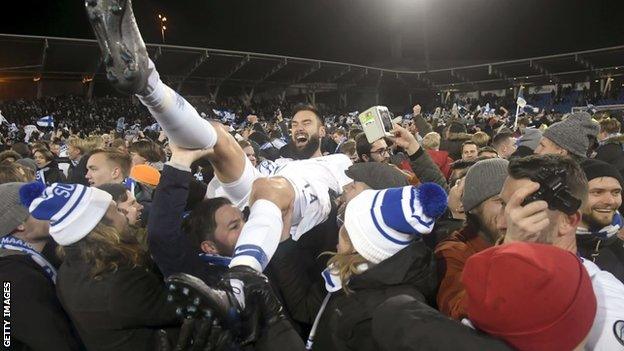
left=0, top=111, right=8, bottom=125
left=36, top=115, right=55, bottom=128
left=516, top=90, right=527, bottom=108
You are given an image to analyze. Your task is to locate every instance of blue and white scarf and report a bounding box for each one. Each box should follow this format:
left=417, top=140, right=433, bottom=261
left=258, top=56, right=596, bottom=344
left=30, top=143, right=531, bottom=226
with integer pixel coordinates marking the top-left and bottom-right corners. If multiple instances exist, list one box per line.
left=321, top=263, right=369, bottom=293
left=577, top=211, right=623, bottom=240
left=35, top=169, right=46, bottom=185
left=198, top=253, right=232, bottom=267
left=0, top=235, right=57, bottom=284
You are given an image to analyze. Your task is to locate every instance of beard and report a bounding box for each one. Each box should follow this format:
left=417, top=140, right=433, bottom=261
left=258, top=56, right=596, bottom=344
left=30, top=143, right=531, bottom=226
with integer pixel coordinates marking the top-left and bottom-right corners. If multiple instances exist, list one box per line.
left=582, top=207, right=617, bottom=229
left=290, top=134, right=320, bottom=160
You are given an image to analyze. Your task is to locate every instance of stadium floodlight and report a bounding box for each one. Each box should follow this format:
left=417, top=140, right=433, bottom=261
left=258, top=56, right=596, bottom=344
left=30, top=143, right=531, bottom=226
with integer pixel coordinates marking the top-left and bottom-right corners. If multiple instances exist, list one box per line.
left=158, top=14, right=168, bottom=43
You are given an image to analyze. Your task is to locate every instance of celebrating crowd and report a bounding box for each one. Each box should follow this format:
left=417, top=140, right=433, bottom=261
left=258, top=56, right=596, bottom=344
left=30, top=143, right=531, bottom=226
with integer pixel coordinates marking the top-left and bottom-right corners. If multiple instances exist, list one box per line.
left=1, top=2, right=624, bottom=351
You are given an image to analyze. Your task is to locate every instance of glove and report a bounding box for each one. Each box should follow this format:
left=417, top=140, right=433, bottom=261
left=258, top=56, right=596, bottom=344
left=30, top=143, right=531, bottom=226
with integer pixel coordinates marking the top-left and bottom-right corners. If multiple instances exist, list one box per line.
left=220, top=266, right=289, bottom=345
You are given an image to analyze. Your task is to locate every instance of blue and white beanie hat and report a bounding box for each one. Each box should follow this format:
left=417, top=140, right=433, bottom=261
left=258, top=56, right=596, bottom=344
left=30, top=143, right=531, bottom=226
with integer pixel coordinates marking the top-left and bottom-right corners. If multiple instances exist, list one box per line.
left=19, top=182, right=113, bottom=246
left=344, top=183, right=447, bottom=264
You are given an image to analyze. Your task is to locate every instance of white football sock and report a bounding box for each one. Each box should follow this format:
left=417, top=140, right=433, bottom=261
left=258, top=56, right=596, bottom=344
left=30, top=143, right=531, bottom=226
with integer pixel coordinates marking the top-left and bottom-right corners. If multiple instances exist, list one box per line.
left=136, top=60, right=217, bottom=149
left=229, top=199, right=283, bottom=272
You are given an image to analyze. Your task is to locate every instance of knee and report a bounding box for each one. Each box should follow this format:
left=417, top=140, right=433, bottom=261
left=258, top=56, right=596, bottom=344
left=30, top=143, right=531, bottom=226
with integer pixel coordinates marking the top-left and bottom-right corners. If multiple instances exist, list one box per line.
left=250, top=177, right=294, bottom=210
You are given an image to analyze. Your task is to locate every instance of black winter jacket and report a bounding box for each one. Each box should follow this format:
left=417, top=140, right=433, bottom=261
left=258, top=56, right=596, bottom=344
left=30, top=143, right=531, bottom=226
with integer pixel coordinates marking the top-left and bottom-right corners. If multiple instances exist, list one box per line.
left=38, top=160, right=66, bottom=185
left=372, top=295, right=512, bottom=350
left=56, top=246, right=178, bottom=351
left=148, top=164, right=226, bottom=285
left=595, top=136, right=624, bottom=176
left=149, top=164, right=306, bottom=350
left=0, top=249, right=82, bottom=351
left=67, top=156, right=89, bottom=186
left=312, top=240, right=438, bottom=351
left=577, top=234, right=624, bottom=283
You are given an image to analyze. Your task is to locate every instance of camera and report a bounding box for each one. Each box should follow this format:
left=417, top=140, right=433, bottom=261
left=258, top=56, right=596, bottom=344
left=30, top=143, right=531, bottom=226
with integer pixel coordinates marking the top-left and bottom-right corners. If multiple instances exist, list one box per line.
left=521, top=168, right=581, bottom=215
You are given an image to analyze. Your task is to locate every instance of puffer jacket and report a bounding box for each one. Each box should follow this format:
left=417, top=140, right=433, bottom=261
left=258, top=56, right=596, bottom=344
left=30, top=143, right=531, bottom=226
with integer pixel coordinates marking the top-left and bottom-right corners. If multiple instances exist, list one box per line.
left=312, top=240, right=438, bottom=351
left=440, top=132, right=472, bottom=161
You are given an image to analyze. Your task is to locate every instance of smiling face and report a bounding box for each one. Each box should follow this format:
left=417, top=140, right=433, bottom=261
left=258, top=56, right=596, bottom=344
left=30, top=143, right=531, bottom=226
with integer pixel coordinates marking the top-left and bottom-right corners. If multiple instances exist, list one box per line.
left=290, top=110, right=321, bottom=154
left=581, top=176, right=622, bottom=228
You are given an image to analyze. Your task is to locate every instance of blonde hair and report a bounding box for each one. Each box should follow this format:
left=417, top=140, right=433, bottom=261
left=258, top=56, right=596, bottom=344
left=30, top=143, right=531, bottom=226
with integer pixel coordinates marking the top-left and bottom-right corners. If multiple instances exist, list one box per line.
left=84, top=136, right=105, bottom=151
left=422, top=132, right=441, bottom=150
left=57, top=222, right=146, bottom=279
left=324, top=227, right=369, bottom=294
left=471, top=131, right=491, bottom=147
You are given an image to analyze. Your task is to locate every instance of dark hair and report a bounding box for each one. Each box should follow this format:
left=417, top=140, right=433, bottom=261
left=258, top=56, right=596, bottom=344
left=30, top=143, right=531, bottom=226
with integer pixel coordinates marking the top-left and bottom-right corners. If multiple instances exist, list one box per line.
left=461, top=141, right=478, bottom=153
left=492, top=132, right=513, bottom=149
left=291, top=103, right=323, bottom=124
left=269, top=129, right=283, bottom=140
left=348, top=128, right=363, bottom=140
left=508, top=155, right=588, bottom=206
left=183, top=197, right=233, bottom=249
left=90, top=148, right=132, bottom=178
left=11, top=142, right=31, bottom=158
left=450, top=158, right=479, bottom=171
left=98, top=183, right=129, bottom=203
left=517, top=117, right=530, bottom=127
left=128, top=140, right=165, bottom=163
left=111, top=139, right=126, bottom=149
left=448, top=122, right=467, bottom=134
left=333, top=128, right=346, bottom=137
left=355, top=133, right=372, bottom=159
left=478, top=146, right=499, bottom=157
left=0, top=163, right=34, bottom=184
left=248, top=131, right=270, bottom=146
left=0, top=150, right=21, bottom=164
left=339, top=139, right=356, bottom=155
left=33, top=148, right=55, bottom=163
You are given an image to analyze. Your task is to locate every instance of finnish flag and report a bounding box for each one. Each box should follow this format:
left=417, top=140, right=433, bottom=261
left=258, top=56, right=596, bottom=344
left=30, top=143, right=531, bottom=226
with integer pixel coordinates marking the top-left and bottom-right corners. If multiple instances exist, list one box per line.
left=516, top=92, right=527, bottom=108
left=36, top=115, right=55, bottom=128
left=0, top=111, right=8, bottom=125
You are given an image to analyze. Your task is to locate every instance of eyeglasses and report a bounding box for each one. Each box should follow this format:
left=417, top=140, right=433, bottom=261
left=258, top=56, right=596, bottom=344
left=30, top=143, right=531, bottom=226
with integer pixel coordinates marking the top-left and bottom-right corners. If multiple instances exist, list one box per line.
left=370, top=147, right=390, bottom=156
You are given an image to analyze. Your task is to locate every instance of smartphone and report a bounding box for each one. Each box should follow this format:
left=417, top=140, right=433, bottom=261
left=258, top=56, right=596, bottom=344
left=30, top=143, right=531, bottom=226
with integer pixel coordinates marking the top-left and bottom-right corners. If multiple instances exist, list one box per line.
left=359, top=106, right=394, bottom=143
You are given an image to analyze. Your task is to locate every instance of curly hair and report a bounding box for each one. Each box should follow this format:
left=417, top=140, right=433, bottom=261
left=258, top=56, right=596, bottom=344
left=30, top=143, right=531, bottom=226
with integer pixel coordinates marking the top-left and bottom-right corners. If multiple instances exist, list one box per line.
left=57, top=221, right=146, bottom=279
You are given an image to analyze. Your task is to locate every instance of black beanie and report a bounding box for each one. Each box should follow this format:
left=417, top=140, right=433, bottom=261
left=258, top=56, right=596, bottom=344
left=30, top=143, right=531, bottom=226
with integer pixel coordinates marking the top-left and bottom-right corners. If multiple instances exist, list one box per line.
left=581, top=159, right=624, bottom=186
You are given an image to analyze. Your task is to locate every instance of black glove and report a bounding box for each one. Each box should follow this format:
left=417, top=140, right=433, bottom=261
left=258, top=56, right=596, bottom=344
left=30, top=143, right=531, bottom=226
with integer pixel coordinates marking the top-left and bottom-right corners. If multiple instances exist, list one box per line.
left=220, top=266, right=289, bottom=345
left=156, top=314, right=235, bottom=351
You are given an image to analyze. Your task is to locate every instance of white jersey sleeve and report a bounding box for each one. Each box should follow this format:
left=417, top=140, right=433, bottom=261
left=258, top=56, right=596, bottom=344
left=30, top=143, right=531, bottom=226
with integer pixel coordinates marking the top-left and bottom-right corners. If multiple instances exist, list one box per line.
left=582, top=259, right=624, bottom=350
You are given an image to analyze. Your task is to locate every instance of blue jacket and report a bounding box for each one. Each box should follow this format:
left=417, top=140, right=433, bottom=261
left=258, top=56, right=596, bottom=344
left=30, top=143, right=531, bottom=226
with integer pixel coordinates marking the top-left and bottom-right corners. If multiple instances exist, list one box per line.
left=148, top=164, right=226, bottom=286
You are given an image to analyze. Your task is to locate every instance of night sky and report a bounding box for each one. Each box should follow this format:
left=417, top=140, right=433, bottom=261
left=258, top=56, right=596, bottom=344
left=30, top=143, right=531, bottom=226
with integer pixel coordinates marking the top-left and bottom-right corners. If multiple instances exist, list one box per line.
left=2, top=0, right=623, bottom=68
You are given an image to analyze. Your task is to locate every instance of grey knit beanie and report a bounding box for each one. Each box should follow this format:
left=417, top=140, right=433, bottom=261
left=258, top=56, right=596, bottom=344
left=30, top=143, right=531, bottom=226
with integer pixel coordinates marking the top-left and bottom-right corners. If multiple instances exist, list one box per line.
left=462, top=158, right=509, bottom=212
left=518, top=128, right=542, bottom=151
left=0, top=182, right=28, bottom=237
left=542, top=112, right=599, bottom=157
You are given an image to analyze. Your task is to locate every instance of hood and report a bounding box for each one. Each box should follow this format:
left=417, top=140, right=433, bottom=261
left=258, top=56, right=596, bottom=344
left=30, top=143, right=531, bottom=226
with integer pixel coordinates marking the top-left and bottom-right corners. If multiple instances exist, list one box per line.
left=602, top=134, right=624, bottom=145
left=349, top=239, right=437, bottom=299
left=447, top=132, right=473, bottom=142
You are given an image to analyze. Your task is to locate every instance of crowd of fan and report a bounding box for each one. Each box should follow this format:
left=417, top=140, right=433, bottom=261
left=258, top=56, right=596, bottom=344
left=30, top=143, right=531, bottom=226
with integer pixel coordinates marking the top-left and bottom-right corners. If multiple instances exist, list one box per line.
left=0, top=94, right=624, bottom=351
